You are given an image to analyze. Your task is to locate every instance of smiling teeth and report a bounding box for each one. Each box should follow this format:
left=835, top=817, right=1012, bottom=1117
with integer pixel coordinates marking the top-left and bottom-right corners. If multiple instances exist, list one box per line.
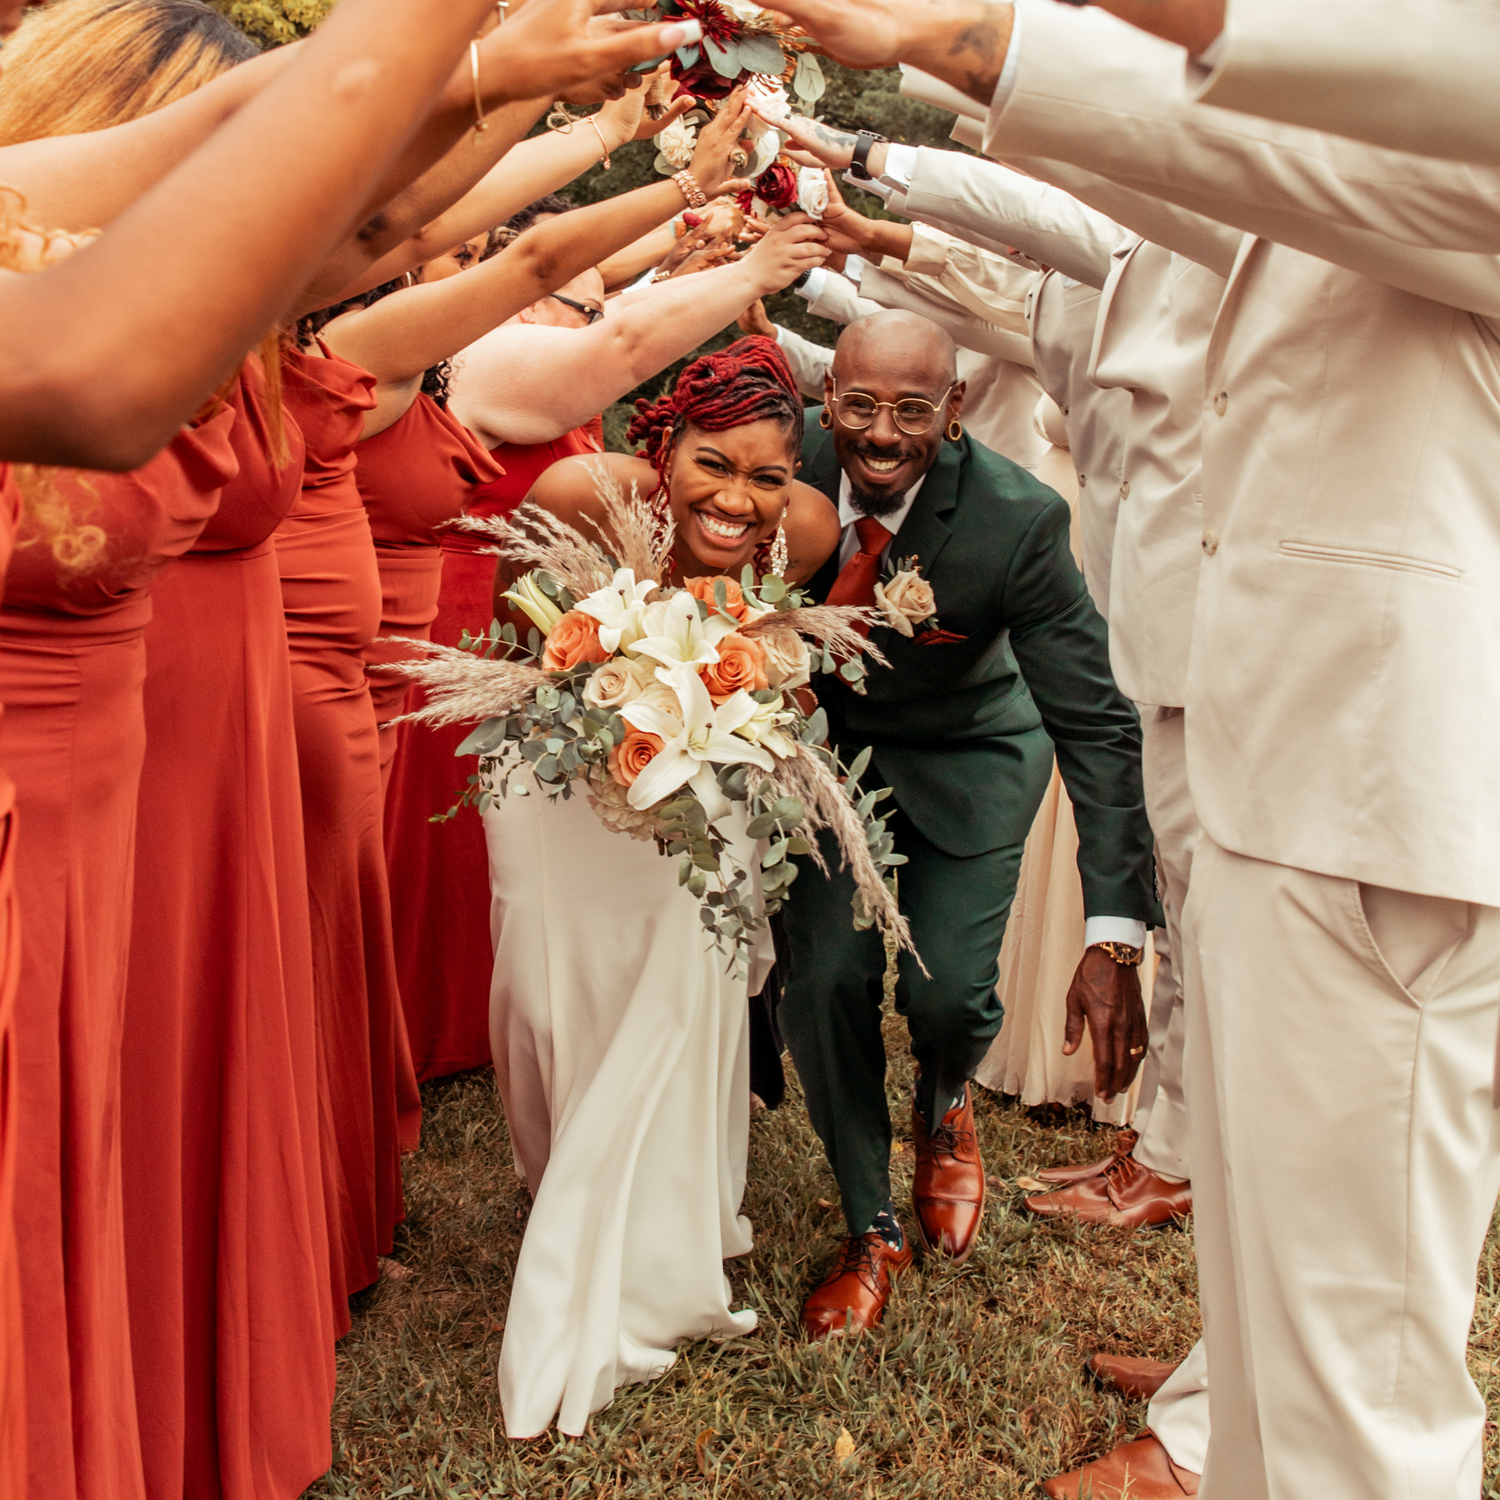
left=865, top=458, right=901, bottom=473
left=700, top=514, right=750, bottom=539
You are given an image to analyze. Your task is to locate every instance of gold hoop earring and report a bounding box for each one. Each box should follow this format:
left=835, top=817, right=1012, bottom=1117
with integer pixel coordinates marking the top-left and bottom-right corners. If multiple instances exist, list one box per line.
left=819, top=407, right=833, bottom=430
left=947, top=418, right=964, bottom=442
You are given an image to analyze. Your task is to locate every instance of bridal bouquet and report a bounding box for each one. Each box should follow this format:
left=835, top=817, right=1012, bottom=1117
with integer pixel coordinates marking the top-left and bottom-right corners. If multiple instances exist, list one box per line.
left=389, top=466, right=915, bottom=971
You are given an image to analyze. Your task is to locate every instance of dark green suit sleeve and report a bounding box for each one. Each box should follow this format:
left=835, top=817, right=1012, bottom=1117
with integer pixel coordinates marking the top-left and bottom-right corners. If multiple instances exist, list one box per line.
left=996, top=495, right=1158, bottom=924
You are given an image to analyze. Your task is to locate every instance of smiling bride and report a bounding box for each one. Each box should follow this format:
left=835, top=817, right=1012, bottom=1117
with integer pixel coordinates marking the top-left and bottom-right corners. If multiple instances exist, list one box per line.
left=482, top=337, right=840, bottom=1438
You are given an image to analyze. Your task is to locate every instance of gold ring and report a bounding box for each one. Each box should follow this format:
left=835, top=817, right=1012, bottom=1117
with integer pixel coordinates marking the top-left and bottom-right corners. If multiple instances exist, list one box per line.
left=1129, top=1046, right=1145, bottom=1056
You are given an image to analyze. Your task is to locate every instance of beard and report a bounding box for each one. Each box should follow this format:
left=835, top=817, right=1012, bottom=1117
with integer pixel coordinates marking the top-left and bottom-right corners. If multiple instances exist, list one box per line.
left=846, top=479, right=907, bottom=518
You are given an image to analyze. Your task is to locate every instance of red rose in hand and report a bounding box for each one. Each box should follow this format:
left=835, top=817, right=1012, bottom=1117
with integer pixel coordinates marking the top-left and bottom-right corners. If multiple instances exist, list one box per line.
left=753, top=161, right=798, bottom=212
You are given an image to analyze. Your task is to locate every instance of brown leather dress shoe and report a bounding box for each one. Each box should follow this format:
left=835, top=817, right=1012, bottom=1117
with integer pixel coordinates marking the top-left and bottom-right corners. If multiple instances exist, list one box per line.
left=911, top=1084, right=985, bottom=1262
left=1024, top=1154, right=1191, bottom=1228
left=1035, top=1129, right=1139, bottom=1186
left=1042, top=1433, right=1199, bottom=1498
left=801, top=1231, right=913, bottom=1340
left=1086, top=1352, right=1180, bottom=1400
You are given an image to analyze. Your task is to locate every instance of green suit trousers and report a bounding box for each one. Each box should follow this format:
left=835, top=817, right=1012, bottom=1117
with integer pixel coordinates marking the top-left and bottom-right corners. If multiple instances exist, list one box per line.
left=778, top=808, right=1026, bottom=1236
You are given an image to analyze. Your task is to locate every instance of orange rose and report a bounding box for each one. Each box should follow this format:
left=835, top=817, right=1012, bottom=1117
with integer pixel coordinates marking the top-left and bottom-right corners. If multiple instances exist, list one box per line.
left=683, top=574, right=751, bottom=622
left=700, top=632, right=769, bottom=702
left=607, top=728, right=663, bottom=788
left=542, top=610, right=610, bottom=672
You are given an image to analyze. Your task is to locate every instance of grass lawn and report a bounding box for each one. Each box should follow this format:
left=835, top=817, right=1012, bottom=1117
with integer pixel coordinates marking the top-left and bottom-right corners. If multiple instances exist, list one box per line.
left=307, top=1006, right=1500, bottom=1498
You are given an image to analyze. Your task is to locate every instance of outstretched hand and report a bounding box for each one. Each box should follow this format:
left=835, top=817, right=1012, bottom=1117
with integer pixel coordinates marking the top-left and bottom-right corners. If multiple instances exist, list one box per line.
left=593, top=62, right=694, bottom=134
left=742, top=211, right=829, bottom=292
left=688, top=85, right=754, bottom=198
left=753, top=107, right=859, bottom=171
left=1062, top=946, right=1150, bottom=1101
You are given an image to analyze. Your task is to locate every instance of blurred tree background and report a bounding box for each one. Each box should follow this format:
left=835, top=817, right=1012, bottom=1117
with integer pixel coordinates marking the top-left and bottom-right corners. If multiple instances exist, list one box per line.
left=210, top=0, right=969, bottom=448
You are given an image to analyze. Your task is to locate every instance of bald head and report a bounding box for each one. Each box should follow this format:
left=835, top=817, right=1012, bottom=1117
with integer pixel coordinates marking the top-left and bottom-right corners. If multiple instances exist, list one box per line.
left=822, top=310, right=966, bottom=518
left=833, top=310, right=958, bottom=392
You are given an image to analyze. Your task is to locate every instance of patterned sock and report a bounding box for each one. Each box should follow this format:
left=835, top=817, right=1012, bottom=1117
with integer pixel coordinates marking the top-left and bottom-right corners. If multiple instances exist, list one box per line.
left=863, top=1201, right=904, bottom=1250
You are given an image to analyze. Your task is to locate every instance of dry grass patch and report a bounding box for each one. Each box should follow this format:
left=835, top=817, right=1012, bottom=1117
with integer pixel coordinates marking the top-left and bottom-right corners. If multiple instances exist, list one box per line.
left=307, top=1007, right=1500, bottom=1498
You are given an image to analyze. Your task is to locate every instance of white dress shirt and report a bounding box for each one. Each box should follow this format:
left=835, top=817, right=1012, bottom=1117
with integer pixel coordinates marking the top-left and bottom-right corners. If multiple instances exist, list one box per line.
left=832, top=475, right=1147, bottom=947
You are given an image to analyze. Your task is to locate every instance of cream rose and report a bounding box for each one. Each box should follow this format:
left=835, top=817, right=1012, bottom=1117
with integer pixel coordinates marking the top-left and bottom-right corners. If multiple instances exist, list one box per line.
left=796, top=166, right=828, bottom=220
left=582, top=657, right=651, bottom=711
left=758, top=627, right=811, bottom=689
left=655, top=117, right=697, bottom=170
left=874, top=569, right=937, bottom=637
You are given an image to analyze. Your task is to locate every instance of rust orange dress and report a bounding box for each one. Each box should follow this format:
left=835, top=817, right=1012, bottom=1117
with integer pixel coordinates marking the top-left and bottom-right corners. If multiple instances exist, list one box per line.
left=120, top=358, right=337, bottom=1500
left=383, top=422, right=602, bottom=1083
left=355, top=393, right=501, bottom=792
left=1, top=414, right=238, bottom=1500
left=275, top=344, right=421, bottom=1313
left=0, top=466, right=25, bottom=1500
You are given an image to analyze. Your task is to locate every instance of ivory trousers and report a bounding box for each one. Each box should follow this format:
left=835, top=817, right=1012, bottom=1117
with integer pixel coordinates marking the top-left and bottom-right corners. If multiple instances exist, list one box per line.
left=1131, top=706, right=1198, bottom=1182
left=1182, top=835, right=1500, bottom=1499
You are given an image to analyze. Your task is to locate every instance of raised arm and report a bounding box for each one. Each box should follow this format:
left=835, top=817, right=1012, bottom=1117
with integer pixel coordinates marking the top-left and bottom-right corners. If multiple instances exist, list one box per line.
left=449, top=213, right=829, bottom=446
left=320, top=91, right=754, bottom=396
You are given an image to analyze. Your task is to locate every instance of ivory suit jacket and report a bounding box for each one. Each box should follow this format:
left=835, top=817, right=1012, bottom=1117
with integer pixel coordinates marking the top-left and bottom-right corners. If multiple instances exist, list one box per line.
left=883, top=144, right=1227, bottom=708
left=986, top=0, right=1500, bottom=907
left=1198, top=0, right=1500, bottom=167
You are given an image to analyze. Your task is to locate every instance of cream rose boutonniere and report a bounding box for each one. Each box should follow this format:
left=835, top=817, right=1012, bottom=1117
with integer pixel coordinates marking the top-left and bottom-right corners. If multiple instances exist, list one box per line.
left=873, top=569, right=937, bottom=638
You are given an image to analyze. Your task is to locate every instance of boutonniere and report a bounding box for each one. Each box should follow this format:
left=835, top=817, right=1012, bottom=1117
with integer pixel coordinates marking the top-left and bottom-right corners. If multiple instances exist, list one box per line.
left=874, top=557, right=966, bottom=644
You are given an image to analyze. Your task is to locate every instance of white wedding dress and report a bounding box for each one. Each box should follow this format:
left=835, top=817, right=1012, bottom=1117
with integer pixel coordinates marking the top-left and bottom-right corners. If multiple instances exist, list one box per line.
left=482, top=776, right=767, bottom=1439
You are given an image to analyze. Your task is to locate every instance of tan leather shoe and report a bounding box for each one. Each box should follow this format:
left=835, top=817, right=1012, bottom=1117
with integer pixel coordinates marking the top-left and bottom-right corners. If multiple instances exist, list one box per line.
left=911, top=1084, right=985, bottom=1262
left=1024, top=1155, right=1191, bottom=1228
left=1042, top=1433, right=1199, bottom=1498
left=801, top=1231, right=913, bottom=1340
left=1086, top=1352, right=1180, bottom=1400
left=1035, top=1129, right=1139, bottom=1186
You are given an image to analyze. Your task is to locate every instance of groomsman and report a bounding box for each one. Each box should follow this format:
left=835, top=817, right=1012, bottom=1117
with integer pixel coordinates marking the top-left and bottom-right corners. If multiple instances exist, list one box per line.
left=779, top=309, right=1160, bottom=1338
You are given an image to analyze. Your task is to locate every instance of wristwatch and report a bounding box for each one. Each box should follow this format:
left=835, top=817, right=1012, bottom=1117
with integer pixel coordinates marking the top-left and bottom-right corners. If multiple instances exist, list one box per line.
left=1091, top=941, right=1144, bottom=967
left=847, top=129, right=888, bottom=182
left=790, top=268, right=813, bottom=291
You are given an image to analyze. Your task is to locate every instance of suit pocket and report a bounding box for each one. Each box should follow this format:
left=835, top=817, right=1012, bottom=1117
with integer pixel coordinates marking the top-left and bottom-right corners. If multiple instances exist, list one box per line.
left=1277, top=540, right=1461, bottom=581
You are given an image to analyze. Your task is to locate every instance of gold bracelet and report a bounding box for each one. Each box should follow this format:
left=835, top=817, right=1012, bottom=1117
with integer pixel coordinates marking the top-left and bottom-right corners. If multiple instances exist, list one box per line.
left=587, top=114, right=612, bottom=170
left=672, top=169, right=708, bottom=210
left=469, top=40, right=489, bottom=136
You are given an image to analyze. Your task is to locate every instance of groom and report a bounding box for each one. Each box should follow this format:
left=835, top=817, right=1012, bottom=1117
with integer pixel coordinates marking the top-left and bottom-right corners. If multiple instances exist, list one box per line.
left=781, top=311, right=1160, bottom=1338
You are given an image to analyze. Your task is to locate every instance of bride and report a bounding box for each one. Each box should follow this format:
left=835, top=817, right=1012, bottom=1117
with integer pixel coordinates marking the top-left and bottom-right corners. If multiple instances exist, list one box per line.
left=483, top=336, right=841, bottom=1438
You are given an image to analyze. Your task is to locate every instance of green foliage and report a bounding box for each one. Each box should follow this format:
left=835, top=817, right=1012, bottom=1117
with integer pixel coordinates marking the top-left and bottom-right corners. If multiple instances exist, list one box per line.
left=207, top=0, right=334, bottom=45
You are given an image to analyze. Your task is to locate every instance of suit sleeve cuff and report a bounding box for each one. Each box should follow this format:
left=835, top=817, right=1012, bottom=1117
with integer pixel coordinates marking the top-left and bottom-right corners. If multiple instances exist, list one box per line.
left=795, top=266, right=829, bottom=305
left=989, top=2, right=1025, bottom=115
left=1084, top=916, right=1149, bottom=949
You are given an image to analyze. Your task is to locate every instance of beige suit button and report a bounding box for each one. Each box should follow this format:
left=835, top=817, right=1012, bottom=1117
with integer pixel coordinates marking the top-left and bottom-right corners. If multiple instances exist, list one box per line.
left=1119, top=480, right=1131, bottom=500
left=1213, top=391, right=1229, bottom=416
left=1202, top=529, right=1219, bottom=555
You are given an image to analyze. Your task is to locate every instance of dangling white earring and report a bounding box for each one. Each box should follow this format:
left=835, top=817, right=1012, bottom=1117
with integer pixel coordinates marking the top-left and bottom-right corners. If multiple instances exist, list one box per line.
left=770, top=522, right=789, bottom=577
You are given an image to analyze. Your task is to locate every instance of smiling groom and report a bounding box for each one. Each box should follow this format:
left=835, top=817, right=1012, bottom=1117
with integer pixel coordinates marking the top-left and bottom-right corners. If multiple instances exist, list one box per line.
left=780, top=311, right=1160, bottom=1338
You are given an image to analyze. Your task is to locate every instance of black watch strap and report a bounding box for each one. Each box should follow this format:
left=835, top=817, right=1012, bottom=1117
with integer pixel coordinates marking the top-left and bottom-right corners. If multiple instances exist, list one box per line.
left=848, top=129, right=888, bottom=182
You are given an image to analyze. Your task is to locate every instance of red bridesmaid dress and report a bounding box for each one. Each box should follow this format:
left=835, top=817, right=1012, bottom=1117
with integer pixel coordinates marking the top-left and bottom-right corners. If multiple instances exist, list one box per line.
left=0, top=466, right=26, bottom=1500
left=1, top=414, right=239, bottom=1500
left=355, top=393, right=501, bottom=792
left=275, top=344, right=421, bottom=1314
left=382, top=422, right=602, bottom=1083
left=120, top=357, right=338, bottom=1500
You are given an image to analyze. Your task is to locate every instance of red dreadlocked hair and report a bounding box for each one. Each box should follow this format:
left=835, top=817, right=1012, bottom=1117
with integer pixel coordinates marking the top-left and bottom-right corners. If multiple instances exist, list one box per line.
left=628, top=335, right=804, bottom=473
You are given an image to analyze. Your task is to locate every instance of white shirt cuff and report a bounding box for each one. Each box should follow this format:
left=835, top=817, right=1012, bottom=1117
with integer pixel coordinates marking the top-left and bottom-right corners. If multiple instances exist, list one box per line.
left=846, top=168, right=894, bottom=202
left=989, top=2, right=1024, bottom=115
left=844, top=254, right=868, bottom=287
left=1083, top=917, right=1149, bottom=950
left=878, top=141, right=919, bottom=193
left=796, top=265, right=829, bottom=305
left=1187, top=28, right=1227, bottom=89
left=772, top=324, right=784, bottom=345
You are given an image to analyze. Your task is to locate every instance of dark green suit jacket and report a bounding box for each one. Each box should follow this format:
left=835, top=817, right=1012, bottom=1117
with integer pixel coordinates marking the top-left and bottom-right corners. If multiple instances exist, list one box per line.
left=802, top=423, right=1159, bottom=925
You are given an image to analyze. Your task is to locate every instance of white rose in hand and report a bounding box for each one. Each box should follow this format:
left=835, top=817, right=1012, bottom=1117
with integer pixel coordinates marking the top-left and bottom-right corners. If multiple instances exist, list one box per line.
left=796, top=166, right=829, bottom=219
left=873, top=570, right=936, bottom=637
left=758, top=627, right=812, bottom=689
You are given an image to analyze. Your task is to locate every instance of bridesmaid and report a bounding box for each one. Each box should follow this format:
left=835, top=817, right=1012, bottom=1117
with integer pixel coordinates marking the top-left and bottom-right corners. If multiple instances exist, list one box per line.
left=0, top=406, right=238, bottom=1500
left=276, top=335, right=422, bottom=1308
left=121, top=350, right=339, bottom=1500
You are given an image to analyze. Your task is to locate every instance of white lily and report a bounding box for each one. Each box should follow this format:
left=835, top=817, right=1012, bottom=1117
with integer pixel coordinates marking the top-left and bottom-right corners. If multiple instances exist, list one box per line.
left=500, top=571, right=565, bottom=635
left=620, top=665, right=773, bottom=818
left=736, top=692, right=797, bottom=760
left=629, top=590, right=737, bottom=672
left=575, top=567, right=656, bottom=653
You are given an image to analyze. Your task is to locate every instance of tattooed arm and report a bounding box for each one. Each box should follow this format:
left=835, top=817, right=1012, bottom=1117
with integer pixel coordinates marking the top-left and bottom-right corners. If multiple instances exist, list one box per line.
left=761, top=0, right=1015, bottom=106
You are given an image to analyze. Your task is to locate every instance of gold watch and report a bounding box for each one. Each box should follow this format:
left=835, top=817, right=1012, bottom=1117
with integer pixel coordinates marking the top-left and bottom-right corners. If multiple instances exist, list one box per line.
left=1092, top=940, right=1144, bottom=967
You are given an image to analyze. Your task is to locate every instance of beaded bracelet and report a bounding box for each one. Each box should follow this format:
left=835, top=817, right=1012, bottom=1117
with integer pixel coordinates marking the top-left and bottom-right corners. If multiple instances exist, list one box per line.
left=672, top=169, right=708, bottom=210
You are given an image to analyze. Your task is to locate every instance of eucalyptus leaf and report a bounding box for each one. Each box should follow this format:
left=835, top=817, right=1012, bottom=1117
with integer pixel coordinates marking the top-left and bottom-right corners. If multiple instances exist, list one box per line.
left=703, top=34, right=740, bottom=77
left=737, top=31, right=785, bottom=74
left=847, top=745, right=873, bottom=784
left=745, top=814, right=778, bottom=840
left=760, top=575, right=786, bottom=603
left=674, top=40, right=701, bottom=65
left=792, top=50, right=825, bottom=102
left=455, top=717, right=507, bottom=757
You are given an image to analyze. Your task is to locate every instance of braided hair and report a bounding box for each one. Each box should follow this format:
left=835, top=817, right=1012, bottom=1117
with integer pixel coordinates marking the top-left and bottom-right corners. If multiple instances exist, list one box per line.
left=627, top=335, right=804, bottom=474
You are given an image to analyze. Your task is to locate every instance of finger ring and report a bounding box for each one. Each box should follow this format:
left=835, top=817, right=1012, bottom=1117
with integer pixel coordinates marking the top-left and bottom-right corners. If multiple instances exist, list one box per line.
left=1129, top=1046, right=1145, bottom=1056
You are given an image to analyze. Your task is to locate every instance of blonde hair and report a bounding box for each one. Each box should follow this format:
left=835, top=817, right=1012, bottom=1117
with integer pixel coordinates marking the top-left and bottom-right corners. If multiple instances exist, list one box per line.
left=0, top=0, right=259, bottom=145
left=0, top=0, right=258, bottom=571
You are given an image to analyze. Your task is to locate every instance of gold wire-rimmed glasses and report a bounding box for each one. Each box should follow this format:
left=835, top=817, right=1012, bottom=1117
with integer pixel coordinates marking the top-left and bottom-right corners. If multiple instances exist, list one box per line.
left=831, top=380, right=955, bottom=436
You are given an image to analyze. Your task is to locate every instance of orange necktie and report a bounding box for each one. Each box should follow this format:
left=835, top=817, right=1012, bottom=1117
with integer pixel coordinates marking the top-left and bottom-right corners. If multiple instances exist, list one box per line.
left=825, top=516, right=889, bottom=635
